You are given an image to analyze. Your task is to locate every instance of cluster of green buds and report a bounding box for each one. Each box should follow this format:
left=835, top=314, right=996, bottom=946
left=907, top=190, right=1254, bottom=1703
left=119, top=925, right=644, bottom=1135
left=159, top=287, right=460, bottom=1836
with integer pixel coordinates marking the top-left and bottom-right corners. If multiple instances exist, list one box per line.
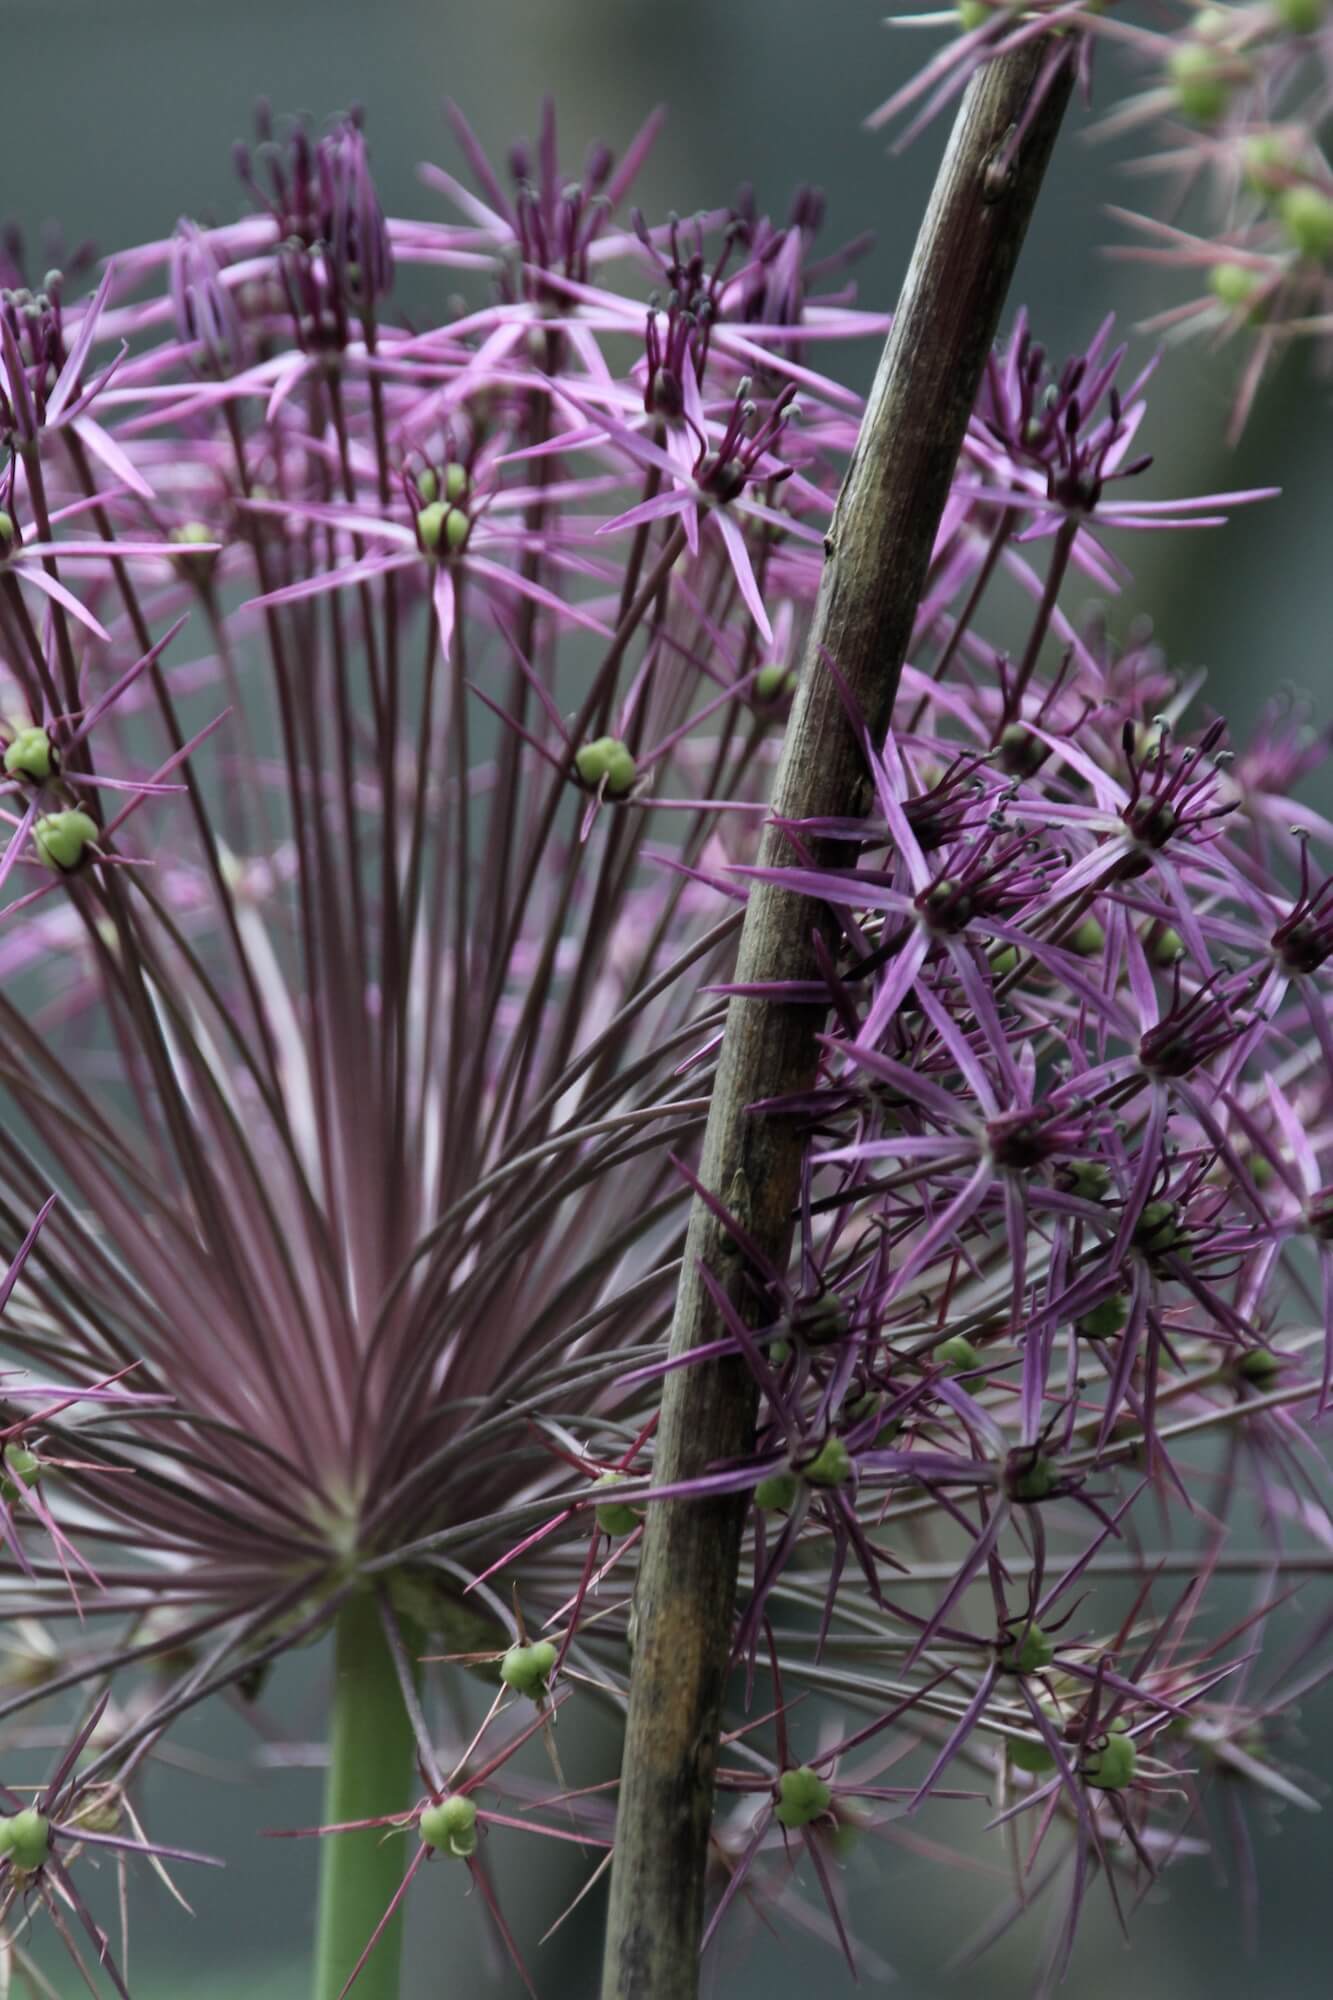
left=418, top=1793, right=478, bottom=1860
left=573, top=736, right=637, bottom=798
left=3, top=723, right=58, bottom=784
left=498, top=1637, right=557, bottom=1700
left=0, top=1807, right=50, bottom=1873
left=414, top=463, right=472, bottom=558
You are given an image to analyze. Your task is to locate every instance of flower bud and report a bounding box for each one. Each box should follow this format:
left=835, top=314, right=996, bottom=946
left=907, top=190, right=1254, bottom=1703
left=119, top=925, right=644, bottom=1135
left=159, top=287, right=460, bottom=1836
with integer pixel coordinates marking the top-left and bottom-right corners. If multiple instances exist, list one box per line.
left=4, top=725, right=57, bottom=783
left=754, top=1470, right=800, bottom=1513
left=574, top=737, right=637, bottom=797
left=593, top=1471, right=641, bottom=1538
left=419, top=1793, right=478, bottom=1859
left=0, top=511, right=15, bottom=545
left=1084, top=1729, right=1137, bottom=1790
left=499, top=1638, right=556, bottom=1699
left=1278, top=186, right=1333, bottom=261
left=800, top=1437, right=853, bottom=1488
left=443, top=461, right=469, bottom=504
left=774, top=1765, right=831, bottom=1829
left=34, top=809, right=99, bottom=873
left=415, top=468, right=439, bottom=503
left=0, top=1808, right=49, bottom=1872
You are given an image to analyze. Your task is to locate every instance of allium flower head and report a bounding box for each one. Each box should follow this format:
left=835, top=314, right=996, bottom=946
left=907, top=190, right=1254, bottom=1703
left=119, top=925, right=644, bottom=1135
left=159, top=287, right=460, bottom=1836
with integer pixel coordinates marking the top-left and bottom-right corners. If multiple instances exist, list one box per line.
left=0, top=69, right=1328, bottom=2000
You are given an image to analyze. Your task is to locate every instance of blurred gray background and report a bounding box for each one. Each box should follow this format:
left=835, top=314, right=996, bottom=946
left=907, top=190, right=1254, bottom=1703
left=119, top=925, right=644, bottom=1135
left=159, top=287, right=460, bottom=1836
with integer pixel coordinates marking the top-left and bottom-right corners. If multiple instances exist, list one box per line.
left=4, top=1, right=1330, bottom=1994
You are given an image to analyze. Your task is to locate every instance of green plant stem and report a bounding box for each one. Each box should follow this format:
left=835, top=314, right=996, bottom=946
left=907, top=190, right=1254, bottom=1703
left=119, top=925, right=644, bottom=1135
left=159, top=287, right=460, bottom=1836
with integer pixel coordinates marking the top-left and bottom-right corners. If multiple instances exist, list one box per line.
left=314, top=1594, right=418, bottom=2000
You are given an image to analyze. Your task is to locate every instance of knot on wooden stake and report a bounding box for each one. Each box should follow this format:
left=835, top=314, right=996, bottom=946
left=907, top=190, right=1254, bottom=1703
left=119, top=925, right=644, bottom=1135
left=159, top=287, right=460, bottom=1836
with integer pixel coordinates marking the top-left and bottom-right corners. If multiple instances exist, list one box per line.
left=983, top=133, right=1019, bottom=202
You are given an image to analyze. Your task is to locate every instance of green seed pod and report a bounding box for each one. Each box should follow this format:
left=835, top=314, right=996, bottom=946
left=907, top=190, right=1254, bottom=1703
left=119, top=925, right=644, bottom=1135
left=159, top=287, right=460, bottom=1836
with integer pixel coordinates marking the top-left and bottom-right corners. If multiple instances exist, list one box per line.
left=988, top=943, right=1019, bottom=979
left=1273, top=0, right=1326, bottom=32
left=0, top=1446, right=41, bottom=1506
left=34, top=809, right=99, bottom=873
left=1278, top=185, right=1333, bottom=261
left=4, top=725, right=57, bottom=783
left=1168, top=42, right=1233, bottom=122
left=443, top=506, right=470, bottom=553
left=1242, top=131, right=1296, bottom=194
left=416, top=500, right=448, bottom=552
left=419, top=1793, right=478, bottom=1859
left=1077, top=1293, right=1128, bottom=1341
left=997, top=722, right=1050, bottom=778
left=801, top=1437, right=853, bottom=1488
left=0, top=511, right=15, bottom=545
left=768, top=1338, right=792, bottom=1367
left=444, top=462, right=470, bottom=504
left=1134, top=1198, right=1188, bottom=1263
left=593, top=1471, right=641, bottom=1538
left=574, top=737, right=637, bottom=797
left=499, top=1638, right=557, bottom=1699
left=1148, top=924, right=1185, bottom=967
left=1237, top=1345, right=1281, bottom=1385
left=415, top=468, right=439, bottom=503
left=792, top=1293, right=849, bottom=1345
left=754, top=662, right=796, bottom=704
left=936, top=1335, right=979, bottom=1374
left=4, top=1808, right=50, bottom=1872
left=773, top=1764, right=832, bottom=1829
left=68, top=1787, right=121, bottom=1836
left=171, top=520, right=215, bottom=546
left=1060, top=1160, right=1111, bottom=1203
left=1001, top=1623, right=1056, bottom=1674
left=1009, top=1454, right=1058, bottom=1503
left=1084, top=1730, right=1137, bottom=1790
left=754, top=1470, right=800, bottom=1513
left=1067, top=915, right=1106, bottom=957
left=1208, top=262, right=1264, bottom=315
left=1008, top=1733, right=1057, bottom=1774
